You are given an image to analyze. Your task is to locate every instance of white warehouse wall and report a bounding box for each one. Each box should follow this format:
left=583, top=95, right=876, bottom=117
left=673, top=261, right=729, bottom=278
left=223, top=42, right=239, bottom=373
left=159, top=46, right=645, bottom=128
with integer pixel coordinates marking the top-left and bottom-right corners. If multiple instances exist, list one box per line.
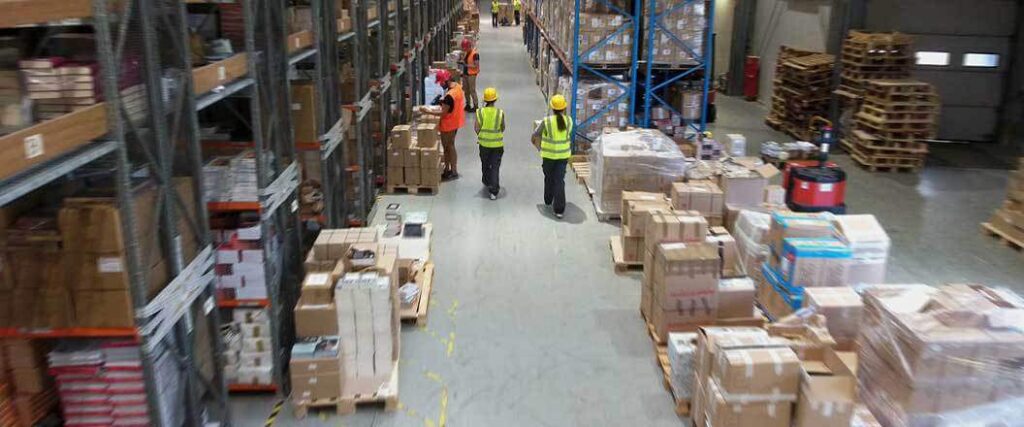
left=750, top=0, right=832, bottom=103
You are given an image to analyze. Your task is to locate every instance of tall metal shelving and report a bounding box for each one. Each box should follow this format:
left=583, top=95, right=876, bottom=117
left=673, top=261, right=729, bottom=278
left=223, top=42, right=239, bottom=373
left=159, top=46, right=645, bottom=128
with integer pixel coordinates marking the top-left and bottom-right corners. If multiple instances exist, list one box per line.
left=523, top=0, right=714, bottom=146
left=639, top=0, right=714, bottom=133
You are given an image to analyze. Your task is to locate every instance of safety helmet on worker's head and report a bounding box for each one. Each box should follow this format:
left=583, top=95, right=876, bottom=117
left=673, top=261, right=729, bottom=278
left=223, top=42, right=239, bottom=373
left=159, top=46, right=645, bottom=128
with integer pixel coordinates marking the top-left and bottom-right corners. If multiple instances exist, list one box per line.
left=435, top=69, right=452, bottom=86
left=550, top=94, right=567, bottom=111
left=483, top=87, right=498, bottom=102
left=461, top=38, right=473, bottom=51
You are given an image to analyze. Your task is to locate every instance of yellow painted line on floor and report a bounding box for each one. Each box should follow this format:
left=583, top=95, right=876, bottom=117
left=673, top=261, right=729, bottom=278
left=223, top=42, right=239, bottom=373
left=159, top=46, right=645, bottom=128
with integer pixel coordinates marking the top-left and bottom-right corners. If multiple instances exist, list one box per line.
left=439, top=386, right=449, bottom=427
left=446, top=332, right=455, bottom=358
left=263, top=400, right=284, bottom=427
left=446, top=299, right=459, bottom=321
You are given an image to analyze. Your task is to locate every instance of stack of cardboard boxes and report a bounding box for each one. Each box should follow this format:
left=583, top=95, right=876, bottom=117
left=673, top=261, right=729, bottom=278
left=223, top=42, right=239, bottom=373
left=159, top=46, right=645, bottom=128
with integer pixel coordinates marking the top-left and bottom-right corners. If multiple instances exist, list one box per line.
left=985, top=157, right=1024, bottom=243
left=590, top=129, right=689, bottom=217
left=214, top=224, right=273, bottom=301
left=618, top=191, right=672, bottom=263
left=0, top=340, right=57, bottom=427
left=224, top=308, right=274, bottom=386
left=643, top=0, right=706, bottom=66
left=858, top=284, right=1024, bottom=426
left=292, top=227, right=401, bottom=401
left=386, top=123, right=442, bottom=190
left=577, top=13, right=632, bottom=64
left=671, top=180, right=724, bottom=226
left=555, top=79, right=632, bottom=142
left=18, top=58, right=101, bottom=121
left=48, top=342, right=156, bottom=426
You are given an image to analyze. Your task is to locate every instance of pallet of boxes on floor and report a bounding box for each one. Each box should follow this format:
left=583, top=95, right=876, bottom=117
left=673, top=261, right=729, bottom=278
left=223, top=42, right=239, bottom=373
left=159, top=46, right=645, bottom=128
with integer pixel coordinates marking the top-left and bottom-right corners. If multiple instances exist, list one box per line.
left=386, top=108, right=443, bottom=195
left=289, top=217, right=433, bottom=417
left=982, top=157, right=1024, bottom=251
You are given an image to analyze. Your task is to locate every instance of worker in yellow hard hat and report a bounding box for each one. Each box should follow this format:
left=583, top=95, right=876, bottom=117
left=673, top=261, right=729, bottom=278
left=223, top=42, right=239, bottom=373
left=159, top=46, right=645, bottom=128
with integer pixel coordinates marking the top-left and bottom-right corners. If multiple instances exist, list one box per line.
left=474, top=87, right=506, bottom=200
left=531, top=94, right=573, bottom=219
left=513, top=0, right=522, bottom=26
left=491, top=0, right=499, bottom=27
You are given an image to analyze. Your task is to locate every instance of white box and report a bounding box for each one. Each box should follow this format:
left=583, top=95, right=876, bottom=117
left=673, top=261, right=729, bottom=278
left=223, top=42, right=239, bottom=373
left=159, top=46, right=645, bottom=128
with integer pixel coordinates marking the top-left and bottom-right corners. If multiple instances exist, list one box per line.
left=218, top=274, right=242, bottom=288
left=241, top=249, right=264, bottom=264
left=240, top=322, right=272, bottom=338
left=216, top=248, right=241, bottom=264
left=233, top=308, right=268, bottom=324
left=236, top=366, right=273, bottom=385
left=235, top=281, right=268, bottom=299
left=240, top=351, right=274, bottom=368
left=242, top=337, right=272, bottom=353
left=237, top=224, right=262, bottom=241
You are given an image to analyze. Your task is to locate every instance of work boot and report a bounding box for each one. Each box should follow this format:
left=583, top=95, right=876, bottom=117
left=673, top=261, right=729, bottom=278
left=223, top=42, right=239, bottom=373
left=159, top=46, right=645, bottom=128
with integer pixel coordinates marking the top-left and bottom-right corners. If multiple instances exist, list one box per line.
left=489, top=193, right=497, bottom=201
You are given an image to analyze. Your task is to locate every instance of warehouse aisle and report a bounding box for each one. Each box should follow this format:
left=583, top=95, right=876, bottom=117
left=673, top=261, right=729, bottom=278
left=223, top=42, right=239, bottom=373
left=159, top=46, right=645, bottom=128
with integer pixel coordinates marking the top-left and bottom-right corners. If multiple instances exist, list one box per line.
left=229, top=12, right=679, bottom=427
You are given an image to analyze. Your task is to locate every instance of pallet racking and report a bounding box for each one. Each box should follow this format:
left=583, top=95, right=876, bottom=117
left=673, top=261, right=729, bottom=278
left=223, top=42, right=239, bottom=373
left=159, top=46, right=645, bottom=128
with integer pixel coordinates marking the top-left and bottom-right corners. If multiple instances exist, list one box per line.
left=0, top=0, right=461, bottom=423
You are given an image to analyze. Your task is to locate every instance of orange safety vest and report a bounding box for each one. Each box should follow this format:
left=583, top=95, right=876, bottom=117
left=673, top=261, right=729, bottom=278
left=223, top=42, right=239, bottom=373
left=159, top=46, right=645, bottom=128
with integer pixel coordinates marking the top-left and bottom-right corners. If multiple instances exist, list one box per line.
left=439, top=83, right=465, bottom=132
left=466, top=49, right=479, bottom=76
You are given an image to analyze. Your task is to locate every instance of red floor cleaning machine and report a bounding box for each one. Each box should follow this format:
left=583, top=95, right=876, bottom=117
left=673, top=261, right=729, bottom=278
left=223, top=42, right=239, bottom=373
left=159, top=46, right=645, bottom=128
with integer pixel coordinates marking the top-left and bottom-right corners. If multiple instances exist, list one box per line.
left=784, top=124, right=848, bottom=214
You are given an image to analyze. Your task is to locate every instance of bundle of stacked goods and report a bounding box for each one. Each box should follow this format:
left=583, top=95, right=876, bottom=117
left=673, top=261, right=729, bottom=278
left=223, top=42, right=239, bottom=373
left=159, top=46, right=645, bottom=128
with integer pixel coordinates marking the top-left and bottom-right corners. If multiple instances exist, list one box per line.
left=213, top=220, right=274, bottom=301
left=765, top=47, right=835, bottom=140
left=838, top=31, right=913, bottom=98
left=48, top=342, right=159, bottom=427
left=590, top=129, right=689, bottom=218
left=858, top=284, right=1024, bottom=426
left=0, top=340, right=58, bottom=426
left=386, top=120, right=442, bottom=192
left=643, top=0, right=706, bottom=66
left=0, top=60, right=31, bottom=133
left=983, top=157, right=1024, bottom=246
left=535, top=0, right=633, bottom=66
left=843, top=79, right=939, bottom=172
left=225, top=308, right=274, bottom=386
left=562, top=78, right=632, bottom=142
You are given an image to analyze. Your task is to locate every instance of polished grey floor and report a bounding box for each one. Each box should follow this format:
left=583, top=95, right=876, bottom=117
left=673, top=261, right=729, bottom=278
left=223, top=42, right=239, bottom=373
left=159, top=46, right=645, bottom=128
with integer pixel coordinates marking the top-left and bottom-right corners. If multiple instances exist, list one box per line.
left=230, top=15, right=1024, bottom=427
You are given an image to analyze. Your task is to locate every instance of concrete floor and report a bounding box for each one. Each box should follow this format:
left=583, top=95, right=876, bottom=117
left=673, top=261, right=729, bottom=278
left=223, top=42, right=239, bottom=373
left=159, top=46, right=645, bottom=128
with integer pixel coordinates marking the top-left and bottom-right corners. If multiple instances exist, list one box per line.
left=230, top=14, right=1024, bottom=427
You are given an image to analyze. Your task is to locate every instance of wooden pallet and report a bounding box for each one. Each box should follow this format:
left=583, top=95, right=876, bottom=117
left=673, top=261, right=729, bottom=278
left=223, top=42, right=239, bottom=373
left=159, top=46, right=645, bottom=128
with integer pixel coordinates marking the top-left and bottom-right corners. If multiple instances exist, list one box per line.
left=292, top=361, right=399, bottom=419
left=639, top=315, right=692, bottom=418
left=400, top=262, right=434, bottom=326
left=849, top=151, right=923, bottom=172
left=609, top=236, right=642, bottom=272
left=387, top=185, right=438, bottom=195
left=981, top=222, right=1024, bottom=252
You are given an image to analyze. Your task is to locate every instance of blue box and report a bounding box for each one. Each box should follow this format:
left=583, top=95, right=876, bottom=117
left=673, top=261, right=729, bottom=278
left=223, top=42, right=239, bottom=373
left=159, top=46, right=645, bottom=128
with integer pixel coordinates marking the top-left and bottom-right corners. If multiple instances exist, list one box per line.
left=779, top=237, right=852, bottom=288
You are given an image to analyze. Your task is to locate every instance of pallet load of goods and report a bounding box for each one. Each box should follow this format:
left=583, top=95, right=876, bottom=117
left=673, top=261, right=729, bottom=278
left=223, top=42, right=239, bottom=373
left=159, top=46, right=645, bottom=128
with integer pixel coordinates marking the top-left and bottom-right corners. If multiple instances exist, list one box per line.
left=385, top=109, right=443, bottom=194
left=557, top=77, right=632, bottom=145
left=765, top=46, right=835, bottom=141
left=290, top=219, right=433, bottom=416
left=982, top=157, right=1024, bottom=249
left=589, top=129, right=689, bottom=220
left=842, top=80, right=938, bottom=172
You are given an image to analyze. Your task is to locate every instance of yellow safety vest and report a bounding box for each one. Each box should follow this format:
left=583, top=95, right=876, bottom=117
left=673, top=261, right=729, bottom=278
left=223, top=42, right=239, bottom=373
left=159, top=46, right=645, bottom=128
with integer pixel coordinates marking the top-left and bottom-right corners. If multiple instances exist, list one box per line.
left=540, top=114, right=573, bottom=160
left=476, top=106, right=504, bottom=148
left=514, top=0, right=521, bottom=11
left=492, top=1, right=499, bottom=13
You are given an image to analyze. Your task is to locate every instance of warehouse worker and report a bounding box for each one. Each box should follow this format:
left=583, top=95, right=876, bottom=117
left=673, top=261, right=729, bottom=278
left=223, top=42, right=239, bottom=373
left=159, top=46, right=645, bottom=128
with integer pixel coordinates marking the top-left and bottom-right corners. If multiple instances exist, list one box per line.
left=425, top=69, right=465, bottom=180
left=531, top=94, right=573, bottom=219
left=461, top=38, right=480, bottom=112
left=513, top=0, right=522, bottom=26
left=491, top=0, right=500, bottom=27
left=475, top=87, right=506, bottom=200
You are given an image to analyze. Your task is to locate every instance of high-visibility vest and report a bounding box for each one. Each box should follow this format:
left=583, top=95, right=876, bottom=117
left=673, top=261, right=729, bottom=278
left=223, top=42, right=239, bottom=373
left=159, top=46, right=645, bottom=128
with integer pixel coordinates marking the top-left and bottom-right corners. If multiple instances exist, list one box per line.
left=466, top=49, right=479, bottom=76
left=476, top=106, right=504, bottom=148
left=439, top=83, right=465, bottom=132
left=514, top=0, right=521, bottom=11
left=492, top=1, right=499, bottom=13
left=540, top=114, right=573, bottom=160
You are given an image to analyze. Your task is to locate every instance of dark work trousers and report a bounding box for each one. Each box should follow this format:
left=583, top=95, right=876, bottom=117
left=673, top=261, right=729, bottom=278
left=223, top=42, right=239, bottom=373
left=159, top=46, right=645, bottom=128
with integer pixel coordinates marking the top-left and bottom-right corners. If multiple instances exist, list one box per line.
left=514, top=11, right=521, bottom=26
left=542, top=158, right=568, bottom=214
left=479, top=146, right=504, bottom=196
left=492, top=14, right=498, bottom=27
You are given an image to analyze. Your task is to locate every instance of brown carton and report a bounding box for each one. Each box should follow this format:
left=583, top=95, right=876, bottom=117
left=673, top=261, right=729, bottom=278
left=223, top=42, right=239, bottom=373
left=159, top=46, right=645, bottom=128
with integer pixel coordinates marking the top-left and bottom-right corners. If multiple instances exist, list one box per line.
left=73, top=290, right=133, bottom=328
left=404, top=167, right=421, bottom=186
left=718, top=277, right=756, bottom=319
left=803, top=287, right=863, bottom=343
left=403, top=147, right=421, bottom=169
left=420, top=168, right=441, bottom=187
left=794, top=375, right=856, bottom=427
left=644, top=212, right=708, bottom=254
left=291, top=81, right=318, bottom=143
left=720, top=164, right=780, bottom=207
left=291, top=371, right=343, bottom=402
left=624, top=200, right=672, bottom=238
left=671, top=180, right=724, bottom=219
left=706, top=380, right=793, bottom=427
left=301, top=272, right=334, bottom=305
left=715, top=346, right=801, bottom=397
left=11, top=367, right=49, bottom=393
left=420, top=144, right=441, bottom=169
left=386, top=145, right=405, bottom=168
left=620, top=234, right=642, bottom=263
left=295, top=303, right=339, bottom=337
left=389, top=125, right=412, bottom=149
left=707, top=227, right=739, bottom=276
left=415, top=123, right=438, bottom=147
left=386, top=166, right=404, bottom=187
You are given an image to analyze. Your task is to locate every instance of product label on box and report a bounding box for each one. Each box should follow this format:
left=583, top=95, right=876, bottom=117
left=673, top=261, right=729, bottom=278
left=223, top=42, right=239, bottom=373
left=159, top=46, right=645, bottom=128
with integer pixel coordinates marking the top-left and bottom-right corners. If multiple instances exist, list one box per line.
left=24, top=134, right=44, bottom=159
left=217, top=66, right=226, bottom=81
left=97, top=257, right=124, bottom=273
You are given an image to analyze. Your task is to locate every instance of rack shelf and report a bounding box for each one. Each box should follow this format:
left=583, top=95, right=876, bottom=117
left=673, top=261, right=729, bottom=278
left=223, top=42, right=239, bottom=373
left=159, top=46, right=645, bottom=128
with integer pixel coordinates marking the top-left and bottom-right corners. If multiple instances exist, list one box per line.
left=207, top=201, right=261, bottom=212
left=217, top=298, right=270, bottom=308
left=0, top=327, right=139, bottom=339
left=1, top=0, right=93, bottom=28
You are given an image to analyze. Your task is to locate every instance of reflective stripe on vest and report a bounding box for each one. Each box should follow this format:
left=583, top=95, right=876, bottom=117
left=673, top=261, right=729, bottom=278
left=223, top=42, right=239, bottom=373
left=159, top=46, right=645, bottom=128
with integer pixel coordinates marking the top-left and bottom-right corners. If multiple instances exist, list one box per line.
left=540, top=114, right=573, bottom=160
left=475, top=107, right=504, bottom=148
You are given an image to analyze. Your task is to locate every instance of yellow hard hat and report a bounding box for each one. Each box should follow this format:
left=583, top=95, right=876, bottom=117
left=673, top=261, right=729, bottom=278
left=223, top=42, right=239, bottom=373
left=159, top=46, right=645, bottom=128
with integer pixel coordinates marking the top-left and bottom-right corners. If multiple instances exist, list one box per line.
left=483, top=87, right=498, bottom=102
left=550, top=94, right=567, bottom=111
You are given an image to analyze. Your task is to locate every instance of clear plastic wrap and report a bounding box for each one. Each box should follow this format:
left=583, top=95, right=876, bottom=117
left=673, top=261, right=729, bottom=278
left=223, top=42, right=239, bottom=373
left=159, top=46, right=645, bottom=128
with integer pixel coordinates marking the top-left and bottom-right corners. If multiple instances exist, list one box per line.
left=733, top=209, right=772, bottom=277
left=858, top=284, right=1024, bottom=427
left=589, top=129, right=689, bottom=216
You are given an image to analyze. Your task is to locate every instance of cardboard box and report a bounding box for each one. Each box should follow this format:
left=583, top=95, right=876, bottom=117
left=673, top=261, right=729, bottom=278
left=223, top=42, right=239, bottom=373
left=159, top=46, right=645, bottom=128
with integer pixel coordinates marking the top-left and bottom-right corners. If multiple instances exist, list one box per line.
left=644, top=211, right=708, bottom=254
left=623, top=199, right=672, bottom=237
left=768, top=212, right=835, bottom=258
left=707, top=227, right=739, bottom=276
left=794, top=375, right=856, bottom=427
left=295, top=303, right=338, bottom=337
left=421, top=168, right=441, bottom=187
left=420, top=143, right=441, bottom=169
left=779, top=238, right=851, bottom=288
left=291, top=81, right=317, bottom=143
left=389, top=125, right=412, bottom=149
left=671, top=180, right=724, bottom=218
left=387, top=145, right=405, bottom=168
left=764, top=185, right=786, bottom=205
left=803, top=287, right=862, bottom=343
left=718, top=277, right=755, bottom=319
left=73, top=290, right=133, bottom=328
left=415, top=123, right=438, bottom=147
left=11, top=367, right=49, bottom=393
left=192, top=53, right=248, bottom=95
left=720, top=164, right=780, bottom=207
left=404, top=167, right=421, bottom=186
left=620, top=234, right=643, bottom=263
left=706, top=380, right=793, bottom=427
left=386, top=166, right=404, bottom=187
left=301, top=272, right=333, bottom=305
left=291, top=371, right=343, bottom=402
left=403, top=147, right=421, bottom=169
left=715, top=346, right=801, bottom=396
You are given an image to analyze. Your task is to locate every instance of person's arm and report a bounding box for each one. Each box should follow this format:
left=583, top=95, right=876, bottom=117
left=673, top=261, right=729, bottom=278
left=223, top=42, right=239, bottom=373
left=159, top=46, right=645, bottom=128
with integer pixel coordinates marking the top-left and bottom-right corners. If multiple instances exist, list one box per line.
left=474, top=114, right=482, bottom=134
left=500, top=112, right=506, bottom=132
left=424, top=95, right=454, bottom=116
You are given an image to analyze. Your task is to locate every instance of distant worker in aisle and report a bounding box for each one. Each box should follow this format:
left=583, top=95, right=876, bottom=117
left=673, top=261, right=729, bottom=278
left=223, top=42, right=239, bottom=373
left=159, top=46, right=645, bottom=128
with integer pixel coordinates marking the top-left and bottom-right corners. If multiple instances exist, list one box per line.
left=425, top=69, right=465, bottom=180
left=513, top=0, right=522, bottom=26
left=461, top=38, right=480, bottom=112
left=475, top=87, right=506, bottom=200
left=532, top=94, right=573, bottom=219
left=491, top=0, right=500, bottom=27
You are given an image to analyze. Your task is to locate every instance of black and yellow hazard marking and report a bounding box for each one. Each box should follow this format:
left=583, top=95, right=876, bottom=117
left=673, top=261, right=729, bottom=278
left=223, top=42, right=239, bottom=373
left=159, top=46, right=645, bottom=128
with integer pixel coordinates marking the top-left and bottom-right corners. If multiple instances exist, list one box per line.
left=264, top=400, right=285, bottom=427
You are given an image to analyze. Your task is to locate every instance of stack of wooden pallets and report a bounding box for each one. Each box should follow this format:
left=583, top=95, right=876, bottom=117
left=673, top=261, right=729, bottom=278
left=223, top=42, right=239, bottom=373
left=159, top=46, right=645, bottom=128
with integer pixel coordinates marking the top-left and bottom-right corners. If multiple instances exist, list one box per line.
left=982, top=158, right=1024, bottom=251
left=841, top=80, right=939, bottom=172
left=837, top=31, right=913, bottom=99
left=766, top=47, right=835, bottom=140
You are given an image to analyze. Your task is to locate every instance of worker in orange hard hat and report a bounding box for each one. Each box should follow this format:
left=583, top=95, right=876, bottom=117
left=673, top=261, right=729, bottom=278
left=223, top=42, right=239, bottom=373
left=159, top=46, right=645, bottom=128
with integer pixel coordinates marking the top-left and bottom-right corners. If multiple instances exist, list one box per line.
left=531, top=94, right=573, bottom=219
left=422, top=69, right=465, bottom=180
left=460, top=38, right=480, bottom=112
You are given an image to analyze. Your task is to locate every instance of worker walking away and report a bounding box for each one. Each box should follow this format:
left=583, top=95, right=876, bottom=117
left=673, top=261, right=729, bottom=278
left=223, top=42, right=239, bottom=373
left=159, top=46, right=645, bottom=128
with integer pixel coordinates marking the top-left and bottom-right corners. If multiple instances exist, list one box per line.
left=532, top=94, right=573, bottom=219
left=475, top=88, right=506, bottom=200
left=461, top=39, right=480, bottom=112
left=491, top=0, right=499, bottom=27
left=513, top=0, right=522, bottom=26
left=424, top=69, right=465, bottom=180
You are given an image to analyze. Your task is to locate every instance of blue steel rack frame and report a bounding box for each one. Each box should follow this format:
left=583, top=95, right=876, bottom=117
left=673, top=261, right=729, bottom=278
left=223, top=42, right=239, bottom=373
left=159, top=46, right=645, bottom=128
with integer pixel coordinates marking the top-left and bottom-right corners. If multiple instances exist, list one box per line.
left=640, top=0, right=715, bottom=135
left=523, top=0, right=641, bottom=152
